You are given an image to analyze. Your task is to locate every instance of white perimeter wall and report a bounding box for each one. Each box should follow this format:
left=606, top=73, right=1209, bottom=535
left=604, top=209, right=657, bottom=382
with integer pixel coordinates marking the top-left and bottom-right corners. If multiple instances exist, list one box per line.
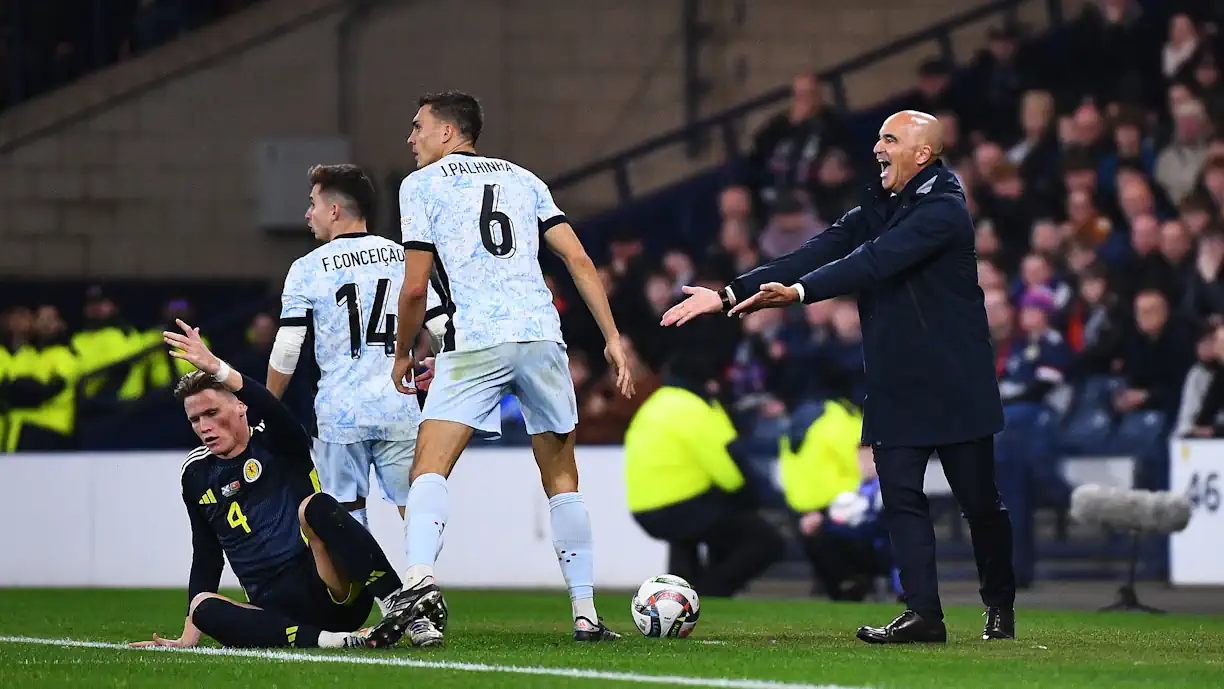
left=0, top=447, right=666, bottom=589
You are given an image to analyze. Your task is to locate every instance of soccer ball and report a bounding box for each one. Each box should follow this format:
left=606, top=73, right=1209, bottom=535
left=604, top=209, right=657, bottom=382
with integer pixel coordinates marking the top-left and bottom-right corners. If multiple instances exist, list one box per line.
left=630, top=574, right=700, bottom=638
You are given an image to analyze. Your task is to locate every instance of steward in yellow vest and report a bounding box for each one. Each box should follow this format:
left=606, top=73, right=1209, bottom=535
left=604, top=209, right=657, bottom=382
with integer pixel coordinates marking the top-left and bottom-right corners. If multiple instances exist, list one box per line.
left=624, top=361, right=786, bottom=597
left=6, top=306, right=79, bottom=452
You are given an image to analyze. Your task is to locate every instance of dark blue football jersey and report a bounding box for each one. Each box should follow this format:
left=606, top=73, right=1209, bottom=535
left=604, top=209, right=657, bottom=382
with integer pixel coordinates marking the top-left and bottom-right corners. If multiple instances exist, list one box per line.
left=180, top=374, right=320, bottom=606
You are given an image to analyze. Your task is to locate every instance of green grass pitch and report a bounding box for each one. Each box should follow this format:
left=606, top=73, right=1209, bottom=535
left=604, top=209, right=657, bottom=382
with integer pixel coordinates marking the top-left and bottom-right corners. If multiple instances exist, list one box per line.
left=0, top=589, right=1222, bottom=688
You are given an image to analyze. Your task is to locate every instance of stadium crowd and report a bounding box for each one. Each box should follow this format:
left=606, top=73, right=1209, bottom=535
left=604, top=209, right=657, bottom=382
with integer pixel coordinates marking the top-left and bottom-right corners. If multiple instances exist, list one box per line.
left=10, top=2, right=1224, bottom=466
left=595, top=2, right=1224, bottom=497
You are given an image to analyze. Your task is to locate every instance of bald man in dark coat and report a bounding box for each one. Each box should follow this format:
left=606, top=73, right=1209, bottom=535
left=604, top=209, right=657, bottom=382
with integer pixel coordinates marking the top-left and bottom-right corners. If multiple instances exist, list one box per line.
left=663, top=111, right=1016, bottom=644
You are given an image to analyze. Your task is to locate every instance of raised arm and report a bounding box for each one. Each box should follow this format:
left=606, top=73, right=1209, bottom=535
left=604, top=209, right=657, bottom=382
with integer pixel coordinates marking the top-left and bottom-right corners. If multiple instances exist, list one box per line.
left=163, top=319, right=311, bottom=458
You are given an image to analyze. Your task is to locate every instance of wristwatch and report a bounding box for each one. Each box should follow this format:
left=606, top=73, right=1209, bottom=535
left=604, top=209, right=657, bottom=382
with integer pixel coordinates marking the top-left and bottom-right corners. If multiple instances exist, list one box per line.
left=719, top=287, right=734, bottom=312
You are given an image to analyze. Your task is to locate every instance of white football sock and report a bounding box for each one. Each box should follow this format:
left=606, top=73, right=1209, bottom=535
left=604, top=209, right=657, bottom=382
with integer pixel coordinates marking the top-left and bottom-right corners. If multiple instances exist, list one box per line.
left=316, top=631, right=348, bottom=648
left=549, top=492, right=597, bottom=621
left=403, top=473, right=448, bottom=586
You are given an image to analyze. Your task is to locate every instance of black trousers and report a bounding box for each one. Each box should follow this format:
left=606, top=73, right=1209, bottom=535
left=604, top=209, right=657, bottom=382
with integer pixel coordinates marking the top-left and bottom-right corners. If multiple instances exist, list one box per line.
left=633, top=491, right=786, bottom=597
left=802, top=527, right=888, bottom=601
left=875, top=436, right=1015, bottom=619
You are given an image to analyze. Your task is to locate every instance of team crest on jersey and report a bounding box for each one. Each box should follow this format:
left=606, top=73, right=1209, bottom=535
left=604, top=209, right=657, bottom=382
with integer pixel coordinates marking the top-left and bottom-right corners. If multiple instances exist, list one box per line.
left=221, top=480, right=242, bottom=498
left=243, top=459, right=263, bottom=483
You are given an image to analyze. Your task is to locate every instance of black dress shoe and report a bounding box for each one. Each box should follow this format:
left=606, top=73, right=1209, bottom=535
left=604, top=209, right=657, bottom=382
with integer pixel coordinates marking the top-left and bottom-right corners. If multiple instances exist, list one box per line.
left=856, top=610, right=947, bottom=644
left=982, top=607, right=1015, bottom=640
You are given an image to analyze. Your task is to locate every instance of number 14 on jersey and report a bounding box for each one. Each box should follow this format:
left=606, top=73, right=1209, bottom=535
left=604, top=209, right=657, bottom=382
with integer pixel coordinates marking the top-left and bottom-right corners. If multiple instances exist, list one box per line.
left=335, top=279, right=396, bottom=360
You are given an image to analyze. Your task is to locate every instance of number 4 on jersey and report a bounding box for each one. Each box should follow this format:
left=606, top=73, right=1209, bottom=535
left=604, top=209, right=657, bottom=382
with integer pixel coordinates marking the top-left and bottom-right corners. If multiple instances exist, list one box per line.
left=480, top=184, right=515, bottom=258
left=335, top=279, right=397, bottom=360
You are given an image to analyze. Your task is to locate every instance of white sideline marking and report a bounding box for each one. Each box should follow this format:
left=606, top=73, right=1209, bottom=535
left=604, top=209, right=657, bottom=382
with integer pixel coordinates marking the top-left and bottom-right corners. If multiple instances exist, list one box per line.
left=0, top=635, right=867, bottom=689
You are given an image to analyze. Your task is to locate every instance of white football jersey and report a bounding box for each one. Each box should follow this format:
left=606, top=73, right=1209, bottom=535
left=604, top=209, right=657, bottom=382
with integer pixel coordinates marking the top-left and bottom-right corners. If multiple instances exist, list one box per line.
left=399, top=152, right=565, bottom=352
left=279, top=233, right=442, bottom=443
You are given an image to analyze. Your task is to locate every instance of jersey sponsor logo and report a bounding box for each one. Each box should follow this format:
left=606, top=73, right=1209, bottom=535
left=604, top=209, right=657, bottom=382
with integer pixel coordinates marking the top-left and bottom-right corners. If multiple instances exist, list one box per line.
left=221, top=480, right=242, bottom=498
left=243, top=458, right=263, bottom=483
left=199, top=489, right=217, bottom=505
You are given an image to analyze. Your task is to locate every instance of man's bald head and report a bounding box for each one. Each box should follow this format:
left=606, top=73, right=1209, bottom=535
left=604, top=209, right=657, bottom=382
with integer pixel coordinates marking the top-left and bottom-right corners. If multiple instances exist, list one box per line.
left=874, top=110, right=944, bottom=192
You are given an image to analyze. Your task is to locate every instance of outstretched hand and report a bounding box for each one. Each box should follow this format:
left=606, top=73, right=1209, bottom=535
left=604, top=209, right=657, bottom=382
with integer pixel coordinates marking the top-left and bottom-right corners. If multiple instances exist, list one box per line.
left=660, top=286, right=723, bottom=327
left=727, top=283, right=801, bottom=317
left=163, top=319, right=220, bottom=375
left=129, top=632, right=192, bottom=648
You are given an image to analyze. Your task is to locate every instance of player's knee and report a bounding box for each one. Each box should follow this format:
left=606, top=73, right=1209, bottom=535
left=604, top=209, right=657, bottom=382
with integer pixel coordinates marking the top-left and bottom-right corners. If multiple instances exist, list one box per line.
left=188, top=592, right=223, bottom=618
left=300, top=491, right=343, bottom=533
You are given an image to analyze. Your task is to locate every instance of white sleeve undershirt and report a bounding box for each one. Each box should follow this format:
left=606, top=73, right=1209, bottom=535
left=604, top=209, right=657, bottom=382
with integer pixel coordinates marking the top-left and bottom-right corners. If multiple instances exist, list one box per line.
left=269, top=325, right=307, bottom=375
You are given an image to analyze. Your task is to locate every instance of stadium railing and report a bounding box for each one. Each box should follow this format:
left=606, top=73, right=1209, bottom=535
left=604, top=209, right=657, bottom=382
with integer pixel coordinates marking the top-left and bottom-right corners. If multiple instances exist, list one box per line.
left=547, top=0, right=1067, bottom=204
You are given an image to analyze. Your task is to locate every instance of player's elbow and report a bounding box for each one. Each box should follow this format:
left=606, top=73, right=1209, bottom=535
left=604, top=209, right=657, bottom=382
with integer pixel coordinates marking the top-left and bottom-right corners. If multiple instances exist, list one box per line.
left=401, top=281, right=430, bottom=302
left=563, top=248, right=596, bottom=275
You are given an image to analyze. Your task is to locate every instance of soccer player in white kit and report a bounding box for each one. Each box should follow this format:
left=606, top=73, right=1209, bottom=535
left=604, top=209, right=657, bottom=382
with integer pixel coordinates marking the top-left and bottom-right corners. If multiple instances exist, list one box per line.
left=380, top=92, right=635, bottom=647
left=268, top=164, right=449, bottom=528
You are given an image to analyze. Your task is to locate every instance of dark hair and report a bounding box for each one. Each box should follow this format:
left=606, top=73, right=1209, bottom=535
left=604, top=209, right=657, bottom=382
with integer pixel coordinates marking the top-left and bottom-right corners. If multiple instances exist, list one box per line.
left=174, top=370, right=228, bottom=403
left=308, top=164, right=376, bottom=221
left=418, top=91, right=483, bottom=143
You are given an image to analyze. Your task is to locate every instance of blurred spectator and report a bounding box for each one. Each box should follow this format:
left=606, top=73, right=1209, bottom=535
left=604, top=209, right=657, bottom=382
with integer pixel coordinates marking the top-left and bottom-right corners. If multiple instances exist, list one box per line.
left=707, top=186, right=761, bottom=280
left=960, top=24, right=1034, bottom=143
left=996, top=288, right=1073, bottom=508
left=1163, top=13, right=1204, bottom=82
left=1014, top=252, right=1072, bottom=311
left=1155, top=98, right=1211, bottom=204
left=758, top=192, right=825, bottom=260
left=6, top=306, right=77, bottom=452
left=1113, top=289, right=1195, bottom=421
left=1197, top=157, right=1224, bottom=210
left=1191, top=53, right=1224, bottom=122
left=1174, top=323, right=1224, bottom=437
left=975, top=220, right=1006, bottom=270
left=891, top=58, right=961, bottom=124
left=1065, top=261, right=1126, bottom=378
left=1007, top=90, right=1061, bottom=209
left=978, top=258, right=1008, bottom=293
left=1098, top=111, right=1158, bottom=197
left=749, top=73, right=847, bottom=213
left=1065, top=187, right=1114, bottom=250
left=1178, top=192, right=1216, bottom=237
left=577, top=338, right=659, bottom=444
left=811, top=149, right=857, bottom=222
left=1183, top=224, right=1224, bottom=324
left=998, top=289, right=1073, bottom=407
left=984, top=288, right=1015, bottom=358
left=1029, top=219, right=1063, bottom=266
left=624, top=337, right=786, bottom=597
left=72, top=286, right=136, bottom=400
left=229, top=312, right=276, bottom=377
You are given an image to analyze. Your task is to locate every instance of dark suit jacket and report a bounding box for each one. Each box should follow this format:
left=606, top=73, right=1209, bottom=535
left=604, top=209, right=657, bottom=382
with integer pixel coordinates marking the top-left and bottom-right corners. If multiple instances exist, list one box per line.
left=728, top=160, right=1004, bottom=448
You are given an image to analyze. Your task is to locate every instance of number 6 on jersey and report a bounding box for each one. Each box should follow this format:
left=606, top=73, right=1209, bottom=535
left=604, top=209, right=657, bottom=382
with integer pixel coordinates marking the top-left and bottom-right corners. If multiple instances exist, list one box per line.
left=480, top=184, right=515, bottom=258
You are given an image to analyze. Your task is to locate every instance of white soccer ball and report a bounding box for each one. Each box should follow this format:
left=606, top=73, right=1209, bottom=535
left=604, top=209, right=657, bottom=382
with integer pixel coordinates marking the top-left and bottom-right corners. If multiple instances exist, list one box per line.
left=630, top=574, right=700, bottom=638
